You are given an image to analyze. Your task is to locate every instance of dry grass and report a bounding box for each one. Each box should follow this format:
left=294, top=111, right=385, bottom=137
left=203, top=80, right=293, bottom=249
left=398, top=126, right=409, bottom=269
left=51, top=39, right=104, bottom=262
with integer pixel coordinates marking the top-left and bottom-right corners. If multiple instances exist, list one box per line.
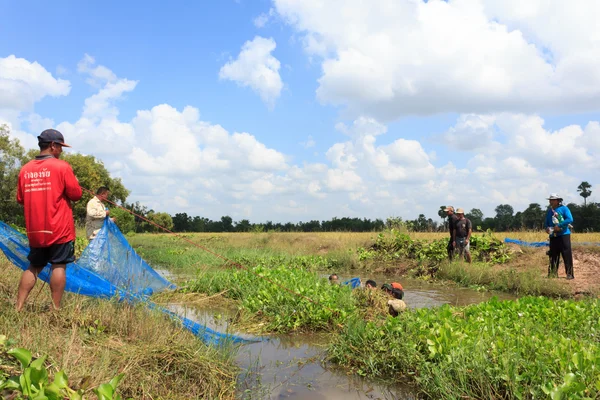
left=129, top=230, right=600, bottom=256
left=0, top=257, right=238, bottom=400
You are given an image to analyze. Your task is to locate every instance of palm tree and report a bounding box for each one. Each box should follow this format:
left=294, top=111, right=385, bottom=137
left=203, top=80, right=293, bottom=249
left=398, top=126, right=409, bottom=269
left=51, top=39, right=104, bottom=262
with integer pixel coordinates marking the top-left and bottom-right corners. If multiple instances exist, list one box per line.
left=577, top=181, right=592, bottom=206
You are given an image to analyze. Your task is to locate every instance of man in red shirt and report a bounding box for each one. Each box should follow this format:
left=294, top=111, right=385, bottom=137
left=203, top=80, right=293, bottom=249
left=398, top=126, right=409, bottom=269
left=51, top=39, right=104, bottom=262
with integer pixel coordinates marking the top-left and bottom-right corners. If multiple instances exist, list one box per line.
left=16, top=129, right=82, bottom=311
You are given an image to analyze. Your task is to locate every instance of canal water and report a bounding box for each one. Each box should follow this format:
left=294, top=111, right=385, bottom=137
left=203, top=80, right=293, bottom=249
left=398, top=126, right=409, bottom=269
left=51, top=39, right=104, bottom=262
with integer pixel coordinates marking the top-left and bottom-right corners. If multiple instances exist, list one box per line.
left=169, top=277, right=515, bottom=399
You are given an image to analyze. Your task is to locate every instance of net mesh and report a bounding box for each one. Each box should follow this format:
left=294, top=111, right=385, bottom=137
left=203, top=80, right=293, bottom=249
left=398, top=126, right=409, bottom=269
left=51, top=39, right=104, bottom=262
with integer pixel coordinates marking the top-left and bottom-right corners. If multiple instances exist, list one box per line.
left=0, top=219, right=257, bottom=345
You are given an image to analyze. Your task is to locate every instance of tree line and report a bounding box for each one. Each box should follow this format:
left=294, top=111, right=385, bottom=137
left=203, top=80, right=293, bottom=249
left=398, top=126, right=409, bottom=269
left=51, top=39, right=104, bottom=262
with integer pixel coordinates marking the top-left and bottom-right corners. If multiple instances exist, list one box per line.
left=1, top=125, right=598, bottom=234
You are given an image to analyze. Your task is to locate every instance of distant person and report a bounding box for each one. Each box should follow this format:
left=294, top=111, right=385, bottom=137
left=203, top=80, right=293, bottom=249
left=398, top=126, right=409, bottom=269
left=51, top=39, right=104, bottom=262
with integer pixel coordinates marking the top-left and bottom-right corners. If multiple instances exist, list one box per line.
left=387, top=299, right=407, bottom=317
left=328, top=274, right=339, bottom=285
left=544, top=194, right=574, bottom=279
left=381, top=283, right=404, bottom=299
left=444, top=206, right=459, bottom=261
left=365, top=279, right=377, bottom=289
left=86, top=186, right=113, bottom=240
left=454, top=208, right=472, bottom=263
left=16, top=129, right=82, bottom=311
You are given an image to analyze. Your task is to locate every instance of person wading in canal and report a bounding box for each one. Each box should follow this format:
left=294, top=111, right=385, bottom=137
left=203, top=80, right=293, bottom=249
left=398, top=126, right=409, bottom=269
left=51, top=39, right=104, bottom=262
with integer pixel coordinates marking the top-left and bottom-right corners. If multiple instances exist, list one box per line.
left=544, top=194, right=574, bottom=279
left=16, top=129, right=82, bottom=311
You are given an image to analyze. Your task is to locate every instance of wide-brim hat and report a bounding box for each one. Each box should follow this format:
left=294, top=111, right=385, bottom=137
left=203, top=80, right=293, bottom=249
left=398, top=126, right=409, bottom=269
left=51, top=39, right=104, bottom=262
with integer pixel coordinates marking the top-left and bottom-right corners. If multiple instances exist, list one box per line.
left=456, top=208, right=465, bottom=214
left=547, top=193, right=563, bottom=201
left=443, top=206, right=454, bottom=212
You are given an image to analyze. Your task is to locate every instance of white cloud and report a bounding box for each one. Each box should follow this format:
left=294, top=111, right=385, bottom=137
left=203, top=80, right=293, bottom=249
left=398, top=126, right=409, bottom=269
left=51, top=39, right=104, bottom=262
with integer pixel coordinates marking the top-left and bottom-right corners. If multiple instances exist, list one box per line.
left=5, top=54, right=600, bottom=224
left=219, top=36, right=283, bottom=109
left=326, top=168, right=362, bottom=192
left=440, top=114, right=498, bottom=150
left=300, top=135, right=316, bottom=148
left=0, top=55, right=70, bottom=111
left=77, top=54, right=117, bottom=86
left=331, top=117, right=436, bottom=183
left=77, top=55, right=138, bottom=118
left=173, top=196, right=189, bottom=208
left=273, top=0, right=600, bottom=119
left=254, top=8, right=276, bottom=28
left=443, top=112, right=599, bottom=172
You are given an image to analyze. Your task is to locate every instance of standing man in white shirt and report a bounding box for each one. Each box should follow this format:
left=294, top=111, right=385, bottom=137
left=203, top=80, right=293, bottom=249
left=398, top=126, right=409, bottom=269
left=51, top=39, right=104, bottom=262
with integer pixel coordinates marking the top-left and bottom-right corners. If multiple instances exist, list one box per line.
left=85, top=186, right=112, bottom=240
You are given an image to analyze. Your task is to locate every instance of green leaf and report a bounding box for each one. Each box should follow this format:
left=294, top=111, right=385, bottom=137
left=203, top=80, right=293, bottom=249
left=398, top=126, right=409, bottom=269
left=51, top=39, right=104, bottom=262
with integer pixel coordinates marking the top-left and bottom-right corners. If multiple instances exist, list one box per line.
left=94, top=383, right=115, bottom=399
left=30, top=354, right=47, bottom=370
left=30, top=366, right=49, bottom=388
left=53, top=370, right=69, bottom=389
left=32, top=387, right=49, bottom=400
left=21, top=368, right=32, bottom=396
left=563, top=373, right=576, bottom=386
left=8, top=347, right=33, bottom=369
left=46, top=382, right=61, bottom=396
left=0, top=376, right=21, bottom=390
left=109, top=373, right=125, bottom=390
left=67, top=389, right=83, bottom=400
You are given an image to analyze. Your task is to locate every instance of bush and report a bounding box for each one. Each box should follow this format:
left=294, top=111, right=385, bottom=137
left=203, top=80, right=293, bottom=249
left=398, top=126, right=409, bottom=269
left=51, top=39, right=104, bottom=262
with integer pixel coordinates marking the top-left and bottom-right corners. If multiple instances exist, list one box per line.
left=110, top=207, right=135, bottom=234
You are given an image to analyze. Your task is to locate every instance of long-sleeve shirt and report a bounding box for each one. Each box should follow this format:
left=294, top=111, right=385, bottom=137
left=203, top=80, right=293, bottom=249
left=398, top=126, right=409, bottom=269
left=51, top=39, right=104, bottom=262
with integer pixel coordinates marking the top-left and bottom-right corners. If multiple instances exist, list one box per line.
left=85, top=196, right=106, bottom=240
left=17, top=155, right=82, bottom=247
left=544, top=205, right=574, bottom=237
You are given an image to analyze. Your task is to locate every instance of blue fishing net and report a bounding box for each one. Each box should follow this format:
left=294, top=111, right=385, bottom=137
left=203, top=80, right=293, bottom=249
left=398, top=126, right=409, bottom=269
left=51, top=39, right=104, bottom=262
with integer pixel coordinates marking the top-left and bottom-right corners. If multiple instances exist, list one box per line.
left=343, top=277, right=361, bottom=288
left=0, top=219, right=257, bottom=345
left=504, top=238, right=548, bottom=247
left=77, top=219, right=175, bottom=296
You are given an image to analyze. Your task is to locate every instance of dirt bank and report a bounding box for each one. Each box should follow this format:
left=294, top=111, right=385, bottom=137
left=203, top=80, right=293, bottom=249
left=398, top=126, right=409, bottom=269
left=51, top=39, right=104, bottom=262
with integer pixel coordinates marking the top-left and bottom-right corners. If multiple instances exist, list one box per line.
left=501, top=245, right=600, bottom=296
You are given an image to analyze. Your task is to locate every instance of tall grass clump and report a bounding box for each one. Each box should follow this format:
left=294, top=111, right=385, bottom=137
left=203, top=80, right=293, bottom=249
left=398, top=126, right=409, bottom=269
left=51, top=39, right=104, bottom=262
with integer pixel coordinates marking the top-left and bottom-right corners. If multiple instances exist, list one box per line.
left=329, top=296, right=600, bottom=399
left=181, top=262, right=358, bottom=333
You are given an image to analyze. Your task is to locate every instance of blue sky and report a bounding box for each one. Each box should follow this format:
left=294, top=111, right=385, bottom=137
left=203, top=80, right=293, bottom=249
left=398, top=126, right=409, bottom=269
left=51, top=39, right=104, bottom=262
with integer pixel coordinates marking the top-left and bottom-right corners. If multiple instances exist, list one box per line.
left=1, top=0, right=600, bottom=223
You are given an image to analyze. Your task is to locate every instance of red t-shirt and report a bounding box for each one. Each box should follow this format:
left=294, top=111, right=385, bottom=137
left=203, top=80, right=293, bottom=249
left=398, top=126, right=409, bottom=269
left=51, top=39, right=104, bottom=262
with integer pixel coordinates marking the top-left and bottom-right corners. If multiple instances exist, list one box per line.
left=17, top=156, right=82, bottom=247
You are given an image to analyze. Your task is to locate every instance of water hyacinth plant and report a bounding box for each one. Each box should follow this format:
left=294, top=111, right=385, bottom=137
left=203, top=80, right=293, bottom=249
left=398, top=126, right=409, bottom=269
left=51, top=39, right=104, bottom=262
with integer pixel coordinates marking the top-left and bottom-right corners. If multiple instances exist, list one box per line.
left=328, top=296, right=600, bottom=399
left=181, top=262, right=358, bottom=332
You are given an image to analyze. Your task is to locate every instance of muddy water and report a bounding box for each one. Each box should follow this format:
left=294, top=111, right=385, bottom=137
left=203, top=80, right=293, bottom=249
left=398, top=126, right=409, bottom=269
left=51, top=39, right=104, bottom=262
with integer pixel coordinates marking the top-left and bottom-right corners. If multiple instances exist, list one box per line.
left=169, top=278, right=515, bottom=400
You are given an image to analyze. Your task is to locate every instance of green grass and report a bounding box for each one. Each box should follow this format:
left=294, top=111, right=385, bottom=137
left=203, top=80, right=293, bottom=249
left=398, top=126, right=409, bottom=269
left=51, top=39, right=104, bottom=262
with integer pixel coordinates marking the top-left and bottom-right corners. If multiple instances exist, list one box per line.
left=128, top=233, right=358, bottom=275
left=180, top=261, right=359, bottom=333
left=437, top=261, right=572, bottom=297
left=328, top=296, right=600, bottom=399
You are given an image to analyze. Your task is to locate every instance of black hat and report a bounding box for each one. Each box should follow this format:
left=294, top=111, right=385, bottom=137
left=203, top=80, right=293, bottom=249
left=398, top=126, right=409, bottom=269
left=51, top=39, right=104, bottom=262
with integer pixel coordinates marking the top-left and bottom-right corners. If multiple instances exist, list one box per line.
left=37, top=129, right=71, bottom=147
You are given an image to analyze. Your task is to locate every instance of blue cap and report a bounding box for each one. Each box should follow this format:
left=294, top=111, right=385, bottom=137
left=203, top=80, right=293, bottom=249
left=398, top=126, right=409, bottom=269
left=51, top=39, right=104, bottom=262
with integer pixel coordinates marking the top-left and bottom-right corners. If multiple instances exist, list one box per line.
left=37, top=129, right=71, bottom=147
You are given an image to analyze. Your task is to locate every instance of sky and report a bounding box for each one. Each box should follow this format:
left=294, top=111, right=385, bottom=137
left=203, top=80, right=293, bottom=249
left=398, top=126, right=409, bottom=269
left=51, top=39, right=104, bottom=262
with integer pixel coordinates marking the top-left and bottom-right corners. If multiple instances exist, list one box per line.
left=1, top=0, right=600, bottom=224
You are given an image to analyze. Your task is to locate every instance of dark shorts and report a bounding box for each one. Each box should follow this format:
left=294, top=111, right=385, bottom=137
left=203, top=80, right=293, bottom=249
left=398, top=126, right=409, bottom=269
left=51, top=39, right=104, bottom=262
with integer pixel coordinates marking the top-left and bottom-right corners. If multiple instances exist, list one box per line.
left=28, top=241, right=75, bottom=267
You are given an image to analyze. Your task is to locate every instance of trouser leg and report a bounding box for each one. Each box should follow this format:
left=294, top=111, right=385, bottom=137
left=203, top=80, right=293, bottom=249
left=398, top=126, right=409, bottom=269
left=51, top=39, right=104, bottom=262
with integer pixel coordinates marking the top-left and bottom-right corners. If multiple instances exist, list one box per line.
left=548, top=238, right=560, bottom=277
left=447, top=239, right=454, bottom=261
left=561, top=235, right=574, bottom=278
